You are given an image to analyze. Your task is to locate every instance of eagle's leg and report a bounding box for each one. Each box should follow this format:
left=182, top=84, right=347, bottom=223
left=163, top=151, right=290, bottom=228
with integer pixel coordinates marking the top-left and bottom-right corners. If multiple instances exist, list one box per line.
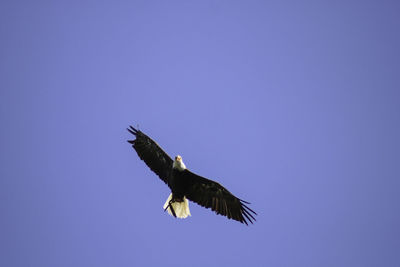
left=164, top=200, right=177, bottom=218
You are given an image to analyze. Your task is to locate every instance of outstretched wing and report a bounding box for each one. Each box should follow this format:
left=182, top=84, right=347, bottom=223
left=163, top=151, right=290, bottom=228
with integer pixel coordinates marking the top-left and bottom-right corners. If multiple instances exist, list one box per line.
left=183, top=170, right=257, bottom=225
left=127, top=126, right=173, bottom=185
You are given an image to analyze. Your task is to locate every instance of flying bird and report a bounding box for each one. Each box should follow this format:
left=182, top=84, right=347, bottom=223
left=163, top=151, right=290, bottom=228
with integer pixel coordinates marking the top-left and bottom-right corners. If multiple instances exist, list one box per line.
left=127, top=126, right=256, bottom=225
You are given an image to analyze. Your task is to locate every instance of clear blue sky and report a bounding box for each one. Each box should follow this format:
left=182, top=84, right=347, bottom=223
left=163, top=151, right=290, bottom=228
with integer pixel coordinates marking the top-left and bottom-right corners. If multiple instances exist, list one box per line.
left=1, top=1, right=399, bottom=266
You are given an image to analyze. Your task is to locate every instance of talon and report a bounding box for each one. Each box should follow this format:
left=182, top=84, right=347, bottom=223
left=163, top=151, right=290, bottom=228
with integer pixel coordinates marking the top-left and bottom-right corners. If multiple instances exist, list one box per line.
left=169, top=200, right=177, bottom=218
left=164, top=200, right=177, bottom=218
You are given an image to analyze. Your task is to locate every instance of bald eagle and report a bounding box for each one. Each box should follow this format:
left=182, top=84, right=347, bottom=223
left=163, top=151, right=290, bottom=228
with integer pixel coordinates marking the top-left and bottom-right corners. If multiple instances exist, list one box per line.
left=127, top=126, right=256, bottom=225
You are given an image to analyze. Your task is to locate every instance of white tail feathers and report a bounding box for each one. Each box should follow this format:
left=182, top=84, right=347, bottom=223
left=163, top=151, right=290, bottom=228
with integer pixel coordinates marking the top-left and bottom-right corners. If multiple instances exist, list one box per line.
left=163, top=193, right=191, bottom=219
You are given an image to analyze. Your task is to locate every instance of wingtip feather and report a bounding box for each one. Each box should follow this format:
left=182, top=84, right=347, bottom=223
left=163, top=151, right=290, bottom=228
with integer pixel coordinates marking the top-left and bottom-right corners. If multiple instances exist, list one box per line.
left=238, top=199, right=257, bottom=225
left=242, top=212, right=253, bottom=225
left=127, top=126, right=139, bottom=136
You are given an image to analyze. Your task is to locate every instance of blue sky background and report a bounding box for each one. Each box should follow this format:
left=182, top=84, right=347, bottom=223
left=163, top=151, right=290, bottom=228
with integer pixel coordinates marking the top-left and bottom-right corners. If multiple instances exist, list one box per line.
left=1, top=1, right=399, bottom=266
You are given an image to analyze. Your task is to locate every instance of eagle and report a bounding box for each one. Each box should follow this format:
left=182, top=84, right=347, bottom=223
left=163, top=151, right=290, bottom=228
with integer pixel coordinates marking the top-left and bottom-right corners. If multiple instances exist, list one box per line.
left=127, top=126, right=256, bottom=225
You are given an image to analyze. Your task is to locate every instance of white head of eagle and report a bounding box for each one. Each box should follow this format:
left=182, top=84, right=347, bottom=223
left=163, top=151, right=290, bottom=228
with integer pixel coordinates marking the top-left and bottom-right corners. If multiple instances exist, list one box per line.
left=127, top=126, right=257, bottom=225
left=173, top=155, right=186, bottom=171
